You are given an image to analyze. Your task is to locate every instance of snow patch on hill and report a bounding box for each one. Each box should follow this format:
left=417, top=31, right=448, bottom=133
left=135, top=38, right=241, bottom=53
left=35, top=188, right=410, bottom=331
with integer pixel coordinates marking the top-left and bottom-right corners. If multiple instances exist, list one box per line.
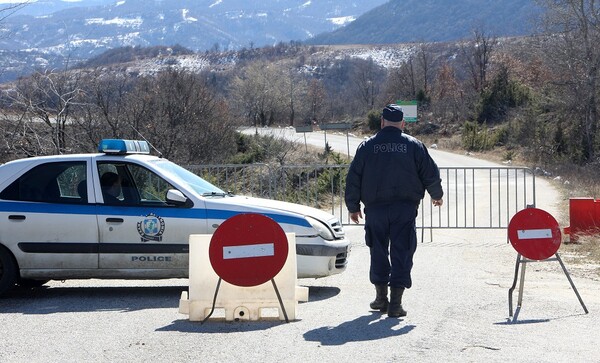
left=121, top=44, right=417, bottom=79
left=85, top=17, right=143, bottom=28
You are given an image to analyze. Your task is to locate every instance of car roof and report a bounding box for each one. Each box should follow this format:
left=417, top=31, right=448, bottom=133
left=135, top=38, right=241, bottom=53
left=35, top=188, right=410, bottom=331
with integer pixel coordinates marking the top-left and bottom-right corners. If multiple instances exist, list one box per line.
left=0, top=153, right=164, bottom=174
left=3, top=152, right=161, bottom=163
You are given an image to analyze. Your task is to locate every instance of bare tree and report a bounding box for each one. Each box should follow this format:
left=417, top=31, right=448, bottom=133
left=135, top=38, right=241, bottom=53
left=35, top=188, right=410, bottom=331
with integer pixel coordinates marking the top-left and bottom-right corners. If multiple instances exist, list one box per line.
left=417, top=44, right=434, bottom=96
left=306, top=79, right=327, bottom=125
left=122, top=68, right=235, bottom=163
left=317, top=56, right=366, bottom=121
left=431, top=62, right=465, bottom=123
left=280, top=63, right=309, bottom=127
left=351, top=57, right=385, bottom=111
left=230, top=61, right=286, bottom=128
left=5, top=70, right=85, bottom=155
left=461, top=28, right=496, bottom=94
left=383, top=57, right=423, bottom=106
left=537, top=0, right=600, bottom=162
left=383, top=46, right=432, bottom=104
left=70, top=69, right=134, bottom=150
left=0, top=1, right=29, bottom=27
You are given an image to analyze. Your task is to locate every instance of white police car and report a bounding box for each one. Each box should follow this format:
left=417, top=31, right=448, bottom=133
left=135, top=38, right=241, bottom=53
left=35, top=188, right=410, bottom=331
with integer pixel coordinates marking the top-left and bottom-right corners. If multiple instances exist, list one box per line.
left=0, top=139, right=350, bottom=295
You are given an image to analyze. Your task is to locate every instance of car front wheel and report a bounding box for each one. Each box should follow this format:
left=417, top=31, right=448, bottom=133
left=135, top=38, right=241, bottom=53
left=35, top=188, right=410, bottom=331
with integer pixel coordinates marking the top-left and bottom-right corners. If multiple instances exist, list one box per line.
left=0, top=246, right=17, bottom=296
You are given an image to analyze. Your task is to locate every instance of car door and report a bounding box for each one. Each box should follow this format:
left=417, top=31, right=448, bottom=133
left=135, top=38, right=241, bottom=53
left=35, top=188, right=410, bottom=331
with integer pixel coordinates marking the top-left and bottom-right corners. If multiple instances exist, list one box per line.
left=95, top=160, right=206, bottom=276
left=0, top=159, right=99, bottom=271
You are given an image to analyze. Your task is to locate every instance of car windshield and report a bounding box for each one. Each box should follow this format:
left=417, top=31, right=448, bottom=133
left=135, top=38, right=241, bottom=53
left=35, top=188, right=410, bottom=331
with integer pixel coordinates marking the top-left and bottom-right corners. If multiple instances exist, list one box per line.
left=149, top=159, right=226, bottom=196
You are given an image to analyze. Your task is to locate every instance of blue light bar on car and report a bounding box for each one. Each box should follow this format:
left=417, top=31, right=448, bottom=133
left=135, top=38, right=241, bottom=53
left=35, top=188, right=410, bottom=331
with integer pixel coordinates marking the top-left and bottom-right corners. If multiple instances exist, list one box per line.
left=98, top=139, right=150, bottom=155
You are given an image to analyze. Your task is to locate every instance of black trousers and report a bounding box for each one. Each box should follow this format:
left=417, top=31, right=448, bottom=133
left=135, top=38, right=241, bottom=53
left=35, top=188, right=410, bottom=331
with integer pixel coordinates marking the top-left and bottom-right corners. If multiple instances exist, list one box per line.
left=364, top=201, right=418, bottom=289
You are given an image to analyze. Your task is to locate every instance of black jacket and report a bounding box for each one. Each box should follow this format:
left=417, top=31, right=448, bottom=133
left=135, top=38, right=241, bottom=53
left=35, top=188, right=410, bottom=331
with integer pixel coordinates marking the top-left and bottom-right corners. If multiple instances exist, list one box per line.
left=345, top=127, right=443, bottom=213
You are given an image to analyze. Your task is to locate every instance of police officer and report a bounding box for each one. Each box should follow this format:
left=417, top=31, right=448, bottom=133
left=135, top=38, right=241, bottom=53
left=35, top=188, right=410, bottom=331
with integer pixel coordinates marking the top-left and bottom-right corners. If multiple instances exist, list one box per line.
left=100, top=172, right=123, bottom=204
left=345, top=104, right=443, bottom=317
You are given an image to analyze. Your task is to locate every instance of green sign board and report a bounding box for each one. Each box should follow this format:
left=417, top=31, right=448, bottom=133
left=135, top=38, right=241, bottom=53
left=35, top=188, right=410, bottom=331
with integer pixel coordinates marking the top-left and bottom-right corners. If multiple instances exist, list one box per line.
left=396, top=100, right=418, bottom=122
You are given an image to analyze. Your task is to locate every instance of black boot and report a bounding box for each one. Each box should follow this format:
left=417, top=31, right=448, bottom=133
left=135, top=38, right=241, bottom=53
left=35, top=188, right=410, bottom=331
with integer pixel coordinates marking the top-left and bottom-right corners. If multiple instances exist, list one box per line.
left=369, top=285, right=389, bottom=312
left=387, top=287, right=407, bottom=317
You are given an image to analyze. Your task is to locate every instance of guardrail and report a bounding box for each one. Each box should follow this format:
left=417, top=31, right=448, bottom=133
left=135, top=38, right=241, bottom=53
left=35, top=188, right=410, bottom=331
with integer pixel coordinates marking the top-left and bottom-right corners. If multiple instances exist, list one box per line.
left=186, top=164, right=536, bottom=235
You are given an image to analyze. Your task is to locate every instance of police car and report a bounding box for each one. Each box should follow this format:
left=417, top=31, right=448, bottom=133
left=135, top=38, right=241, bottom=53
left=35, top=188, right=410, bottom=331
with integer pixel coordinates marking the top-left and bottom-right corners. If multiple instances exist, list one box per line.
left=0, top=139, right=350, bottom=295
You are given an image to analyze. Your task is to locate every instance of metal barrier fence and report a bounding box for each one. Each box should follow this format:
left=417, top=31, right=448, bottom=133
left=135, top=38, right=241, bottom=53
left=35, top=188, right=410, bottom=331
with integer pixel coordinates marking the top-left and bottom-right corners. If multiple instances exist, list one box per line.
left=186, top=164, right=536, bottom=233
left=418, top=167, right=536, bottom=241
left=421, top=167, right=536, bottom=228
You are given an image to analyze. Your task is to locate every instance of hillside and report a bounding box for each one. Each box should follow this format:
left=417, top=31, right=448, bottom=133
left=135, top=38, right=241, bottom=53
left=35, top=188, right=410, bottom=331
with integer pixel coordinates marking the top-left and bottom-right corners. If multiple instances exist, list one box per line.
left=307, top=0, right=542, bottom=45
left=0, top=0, right=386, bottom=82
left=1, top=0, right=542, bottom=83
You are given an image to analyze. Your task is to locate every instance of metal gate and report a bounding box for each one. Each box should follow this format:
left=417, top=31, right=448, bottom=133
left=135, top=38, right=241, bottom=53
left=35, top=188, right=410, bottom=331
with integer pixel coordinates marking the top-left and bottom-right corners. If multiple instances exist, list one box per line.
left=187, top=164, right=536, bottom=233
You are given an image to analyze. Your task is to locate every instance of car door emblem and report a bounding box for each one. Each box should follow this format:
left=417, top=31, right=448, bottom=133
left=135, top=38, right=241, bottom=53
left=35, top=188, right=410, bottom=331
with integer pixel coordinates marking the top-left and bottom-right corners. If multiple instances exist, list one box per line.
left=137, top=213, right=165, bottom=242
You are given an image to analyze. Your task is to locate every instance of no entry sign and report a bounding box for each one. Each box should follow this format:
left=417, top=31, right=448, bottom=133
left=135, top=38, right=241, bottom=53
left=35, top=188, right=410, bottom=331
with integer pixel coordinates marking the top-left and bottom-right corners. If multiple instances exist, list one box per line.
left=209, top=213, right=289, bottom=287
left=508, top=208, right=561, bottom=260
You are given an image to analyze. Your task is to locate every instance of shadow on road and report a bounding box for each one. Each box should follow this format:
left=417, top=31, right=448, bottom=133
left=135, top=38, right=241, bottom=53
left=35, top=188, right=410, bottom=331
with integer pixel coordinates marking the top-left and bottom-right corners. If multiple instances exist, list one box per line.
left=1, top=284, right=342, bottom=316
left=494, top=305, right=590, bottom=325
left=158, top=312, right=416, bottom=339
left=157, top=319, right=285, bottom=333
left=305, top=286, right=341, bottom=302
left=0, top=285, right=185, bottom=314
left=303, top=312, right=415, bottom=345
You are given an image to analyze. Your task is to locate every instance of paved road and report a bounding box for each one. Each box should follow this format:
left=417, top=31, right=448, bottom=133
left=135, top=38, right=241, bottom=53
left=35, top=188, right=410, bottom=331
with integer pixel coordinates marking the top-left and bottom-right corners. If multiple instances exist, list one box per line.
left=242, top=126, right=501, bottom=166
left=0, top=225, right=598, bottom=362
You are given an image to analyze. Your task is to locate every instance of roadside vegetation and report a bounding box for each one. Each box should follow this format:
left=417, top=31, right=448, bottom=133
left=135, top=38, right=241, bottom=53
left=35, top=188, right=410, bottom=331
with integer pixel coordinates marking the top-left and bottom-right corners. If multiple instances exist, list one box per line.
left=1, top=1, right=600, bottom=276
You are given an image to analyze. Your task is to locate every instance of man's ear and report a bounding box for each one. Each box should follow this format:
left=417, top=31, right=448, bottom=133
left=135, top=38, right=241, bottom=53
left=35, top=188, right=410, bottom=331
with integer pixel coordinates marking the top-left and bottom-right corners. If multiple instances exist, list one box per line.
left=400, top=120, right=406, bottom=130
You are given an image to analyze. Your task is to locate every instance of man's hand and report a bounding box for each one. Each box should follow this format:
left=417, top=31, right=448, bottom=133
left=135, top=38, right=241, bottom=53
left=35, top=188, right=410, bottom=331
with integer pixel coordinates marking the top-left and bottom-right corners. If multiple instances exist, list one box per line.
left=432, top=199, right=443, bottom=207
left=350, top=211, right=363, bottom=224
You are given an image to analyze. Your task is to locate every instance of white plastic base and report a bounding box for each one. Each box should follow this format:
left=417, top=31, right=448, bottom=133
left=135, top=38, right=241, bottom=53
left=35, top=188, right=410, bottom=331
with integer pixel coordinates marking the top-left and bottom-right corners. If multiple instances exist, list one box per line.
left=179, top=233, right=308, bottom=322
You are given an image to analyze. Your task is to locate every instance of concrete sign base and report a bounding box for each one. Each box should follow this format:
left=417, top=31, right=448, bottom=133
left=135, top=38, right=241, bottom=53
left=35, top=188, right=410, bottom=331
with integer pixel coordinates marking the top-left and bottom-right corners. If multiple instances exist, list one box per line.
left=179, top=233, right=308, bottom=322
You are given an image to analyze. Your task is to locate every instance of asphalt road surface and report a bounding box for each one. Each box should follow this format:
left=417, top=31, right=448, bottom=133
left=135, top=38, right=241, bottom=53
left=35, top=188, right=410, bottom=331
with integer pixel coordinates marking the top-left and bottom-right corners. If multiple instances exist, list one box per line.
left=1, top=225, right=598, bottom=362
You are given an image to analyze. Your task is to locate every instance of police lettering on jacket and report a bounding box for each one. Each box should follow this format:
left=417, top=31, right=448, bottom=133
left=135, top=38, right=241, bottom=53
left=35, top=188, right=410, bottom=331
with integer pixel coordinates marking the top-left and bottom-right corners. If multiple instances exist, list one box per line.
left=374, top=143, right=407, bottom=153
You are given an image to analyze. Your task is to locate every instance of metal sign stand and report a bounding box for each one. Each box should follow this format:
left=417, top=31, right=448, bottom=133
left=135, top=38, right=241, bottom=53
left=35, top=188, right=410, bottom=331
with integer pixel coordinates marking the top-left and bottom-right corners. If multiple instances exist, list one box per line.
left=319, top=122, right=352, bottom=158
left=295, top=125, right=313, bottom=153
left=202, top=277, right=289, bottom=324
left=508, top=252, right=589, bottom=317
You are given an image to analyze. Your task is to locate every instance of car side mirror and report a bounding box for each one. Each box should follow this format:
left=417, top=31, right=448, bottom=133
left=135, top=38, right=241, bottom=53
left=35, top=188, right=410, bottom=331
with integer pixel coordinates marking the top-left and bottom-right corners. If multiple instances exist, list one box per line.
left=166, top=189, right=193, bottom=207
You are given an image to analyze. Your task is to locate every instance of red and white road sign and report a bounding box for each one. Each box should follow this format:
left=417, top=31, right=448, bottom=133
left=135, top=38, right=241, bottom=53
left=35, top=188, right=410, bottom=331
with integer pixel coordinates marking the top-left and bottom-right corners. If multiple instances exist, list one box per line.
left=209, top=213, right=289, bottom=287
left=508, top=208, right=561, bottom=260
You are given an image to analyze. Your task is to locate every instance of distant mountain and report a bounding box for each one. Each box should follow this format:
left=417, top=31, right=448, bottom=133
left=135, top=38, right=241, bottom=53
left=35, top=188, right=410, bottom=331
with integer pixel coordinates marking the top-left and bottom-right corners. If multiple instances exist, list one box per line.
left=0, top=0, right=544, bottom=82
left=0, top=0, right=387, bottom=81
left=306, top=0, right=542, bottom=45
left=0, top=0, right=386, bottom=54
left=2, top=0, right=111, bottom=16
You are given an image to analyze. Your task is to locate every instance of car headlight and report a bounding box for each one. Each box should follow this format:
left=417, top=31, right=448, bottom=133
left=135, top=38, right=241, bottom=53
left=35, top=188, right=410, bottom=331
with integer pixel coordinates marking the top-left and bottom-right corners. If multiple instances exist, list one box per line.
left=305, top=216, right=335, bottom=241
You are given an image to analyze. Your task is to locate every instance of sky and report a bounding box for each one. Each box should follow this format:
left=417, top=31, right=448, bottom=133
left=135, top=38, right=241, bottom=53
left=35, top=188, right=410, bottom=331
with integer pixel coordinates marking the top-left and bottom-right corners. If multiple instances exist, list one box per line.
left=0, top=0, right=82, bottom=4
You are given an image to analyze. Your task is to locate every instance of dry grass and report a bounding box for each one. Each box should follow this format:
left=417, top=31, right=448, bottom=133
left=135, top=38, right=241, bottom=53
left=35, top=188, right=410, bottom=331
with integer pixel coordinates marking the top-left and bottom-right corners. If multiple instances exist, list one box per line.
left=560, top=236, right=600, bottom=281
left=546, top=164, right=600, bottom=279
